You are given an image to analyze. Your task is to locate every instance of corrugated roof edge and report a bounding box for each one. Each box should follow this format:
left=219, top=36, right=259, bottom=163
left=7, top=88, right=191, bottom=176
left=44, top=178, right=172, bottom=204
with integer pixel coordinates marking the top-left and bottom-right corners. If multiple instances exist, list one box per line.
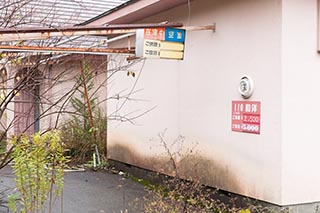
left=78, top=0, right=138, bottom=26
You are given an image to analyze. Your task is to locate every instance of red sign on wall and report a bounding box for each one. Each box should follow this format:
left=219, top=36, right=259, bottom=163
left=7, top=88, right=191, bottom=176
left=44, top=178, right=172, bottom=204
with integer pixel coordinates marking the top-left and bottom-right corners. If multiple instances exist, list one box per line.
left=144, top=28, right=166, bottom=40
left=231, top=101, right=261, bottom=134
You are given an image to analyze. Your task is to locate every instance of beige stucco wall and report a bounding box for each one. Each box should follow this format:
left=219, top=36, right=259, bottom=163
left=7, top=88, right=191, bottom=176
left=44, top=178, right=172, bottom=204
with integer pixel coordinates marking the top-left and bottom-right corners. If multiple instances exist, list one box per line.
left=39, top=61, right=75, bottom=130
left=281, top=0, right=320, bottom=205
left=108, top=0, right=283, bottom=204
left=39, top=55, right=108, bottom=131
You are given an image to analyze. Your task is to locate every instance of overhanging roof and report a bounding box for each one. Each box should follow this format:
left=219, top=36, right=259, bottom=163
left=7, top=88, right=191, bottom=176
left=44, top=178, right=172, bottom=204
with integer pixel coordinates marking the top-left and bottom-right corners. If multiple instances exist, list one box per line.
left=83, top=0, right=188, bottom=25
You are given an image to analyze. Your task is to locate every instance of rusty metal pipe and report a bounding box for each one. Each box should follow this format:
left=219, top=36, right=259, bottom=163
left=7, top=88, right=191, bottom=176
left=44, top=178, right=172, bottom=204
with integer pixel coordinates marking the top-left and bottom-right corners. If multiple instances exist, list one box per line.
left=0, top=45, right=135, bottom=55
left=0, top=22, right=183, bottom=34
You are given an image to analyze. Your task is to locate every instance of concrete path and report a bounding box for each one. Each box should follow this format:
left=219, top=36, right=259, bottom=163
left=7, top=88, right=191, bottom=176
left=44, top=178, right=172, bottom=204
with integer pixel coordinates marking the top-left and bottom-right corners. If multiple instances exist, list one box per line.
left=0, top=166, right=148, bottom=213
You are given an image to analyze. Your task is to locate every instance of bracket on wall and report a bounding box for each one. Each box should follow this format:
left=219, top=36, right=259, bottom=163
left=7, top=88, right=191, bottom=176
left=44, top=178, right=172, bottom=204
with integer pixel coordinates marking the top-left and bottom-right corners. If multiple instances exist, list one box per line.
left=181, top=23, right=216, bottom=33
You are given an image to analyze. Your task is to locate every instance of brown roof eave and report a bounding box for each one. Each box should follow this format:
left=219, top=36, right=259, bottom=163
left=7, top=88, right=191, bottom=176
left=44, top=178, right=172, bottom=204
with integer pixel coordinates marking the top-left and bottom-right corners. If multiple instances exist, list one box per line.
left=83, top=0, right=189, bottom=26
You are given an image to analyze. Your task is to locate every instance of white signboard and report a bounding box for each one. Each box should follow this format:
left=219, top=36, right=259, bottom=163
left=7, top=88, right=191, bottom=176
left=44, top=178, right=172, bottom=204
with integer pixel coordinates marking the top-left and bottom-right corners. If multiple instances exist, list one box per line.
left=136, top=28, right=186, bottom=60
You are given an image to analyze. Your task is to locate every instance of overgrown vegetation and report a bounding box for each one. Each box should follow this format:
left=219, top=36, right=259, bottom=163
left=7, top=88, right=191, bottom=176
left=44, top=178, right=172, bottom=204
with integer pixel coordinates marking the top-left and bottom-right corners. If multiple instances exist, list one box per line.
left=9, top=131, right=68, bottom=213
left=137, top=132, right=284, bottom=213
left=133, top=132, right=229, bottom=212
left=61, top=62, right=107, bottom=164
left=143, top=178, right=237, bottom=212
left=0, top=1, right=149, bottom=212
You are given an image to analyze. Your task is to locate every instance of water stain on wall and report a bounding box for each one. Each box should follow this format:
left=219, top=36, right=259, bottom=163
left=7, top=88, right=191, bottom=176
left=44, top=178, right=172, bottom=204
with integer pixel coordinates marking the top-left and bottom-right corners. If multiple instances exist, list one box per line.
left=108, top=143, right=242, bottom=194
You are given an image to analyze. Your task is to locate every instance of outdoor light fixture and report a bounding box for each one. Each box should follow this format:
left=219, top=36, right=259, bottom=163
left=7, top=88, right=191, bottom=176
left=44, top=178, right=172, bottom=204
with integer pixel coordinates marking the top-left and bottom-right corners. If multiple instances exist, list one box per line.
left=239, top=75, right=254, bottom=99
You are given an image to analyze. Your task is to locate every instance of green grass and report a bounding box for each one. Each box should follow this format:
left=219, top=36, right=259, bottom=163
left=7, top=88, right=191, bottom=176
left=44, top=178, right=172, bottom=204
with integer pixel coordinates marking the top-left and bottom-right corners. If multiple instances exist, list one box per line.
left=126, top=174, right=159, bottom=191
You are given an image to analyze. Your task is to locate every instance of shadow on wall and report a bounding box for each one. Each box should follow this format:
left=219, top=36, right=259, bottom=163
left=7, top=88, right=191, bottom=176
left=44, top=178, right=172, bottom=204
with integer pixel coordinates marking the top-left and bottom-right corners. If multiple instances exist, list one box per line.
left=108, top=143, right=242, bottom=194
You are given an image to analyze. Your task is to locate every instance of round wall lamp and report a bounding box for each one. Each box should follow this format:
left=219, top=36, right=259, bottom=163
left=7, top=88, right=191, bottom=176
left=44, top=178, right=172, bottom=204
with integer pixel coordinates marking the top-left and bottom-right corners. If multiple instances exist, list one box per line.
left=239, top=75, right=254, bottom=99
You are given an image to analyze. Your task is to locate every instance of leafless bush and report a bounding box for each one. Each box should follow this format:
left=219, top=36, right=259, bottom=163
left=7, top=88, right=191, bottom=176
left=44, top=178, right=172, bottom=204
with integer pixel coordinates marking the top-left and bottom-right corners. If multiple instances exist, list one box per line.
left=141, top=131, right=287, bottom=213
left=0, top=1, right=152, bottom=168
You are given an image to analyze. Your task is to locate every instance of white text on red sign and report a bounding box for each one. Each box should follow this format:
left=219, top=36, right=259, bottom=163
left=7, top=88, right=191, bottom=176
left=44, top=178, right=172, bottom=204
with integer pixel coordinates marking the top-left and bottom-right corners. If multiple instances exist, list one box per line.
left=231, top=101, right=261, bottom=134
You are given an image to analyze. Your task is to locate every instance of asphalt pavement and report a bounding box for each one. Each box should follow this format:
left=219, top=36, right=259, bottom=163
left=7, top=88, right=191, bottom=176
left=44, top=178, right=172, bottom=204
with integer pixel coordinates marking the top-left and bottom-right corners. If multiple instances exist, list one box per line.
left=0, top=166, right=148, bottom=213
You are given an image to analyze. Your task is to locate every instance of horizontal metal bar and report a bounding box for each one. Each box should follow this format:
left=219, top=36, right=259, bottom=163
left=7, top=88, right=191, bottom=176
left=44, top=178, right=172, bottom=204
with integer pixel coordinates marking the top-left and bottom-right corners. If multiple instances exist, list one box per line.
left=0, top=22, right=183, bottom=34
left=0, top=29, right=137, bottom=42
left=0, top=23, right=216, bottom=43
left=182, top=24, right=216, bottom=32
left=0, top=22, right=183, bottom=42
left=0, top=45, right=135, bottom=55
left=106, top=32, right=135, bottom=44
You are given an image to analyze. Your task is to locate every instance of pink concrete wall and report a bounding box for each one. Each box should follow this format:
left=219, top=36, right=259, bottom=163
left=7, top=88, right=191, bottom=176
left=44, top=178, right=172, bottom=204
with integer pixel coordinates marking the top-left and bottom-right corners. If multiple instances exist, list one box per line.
left=107, top=0, right=283, bottom=204
left=281, top=0, right=320, bottom=205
